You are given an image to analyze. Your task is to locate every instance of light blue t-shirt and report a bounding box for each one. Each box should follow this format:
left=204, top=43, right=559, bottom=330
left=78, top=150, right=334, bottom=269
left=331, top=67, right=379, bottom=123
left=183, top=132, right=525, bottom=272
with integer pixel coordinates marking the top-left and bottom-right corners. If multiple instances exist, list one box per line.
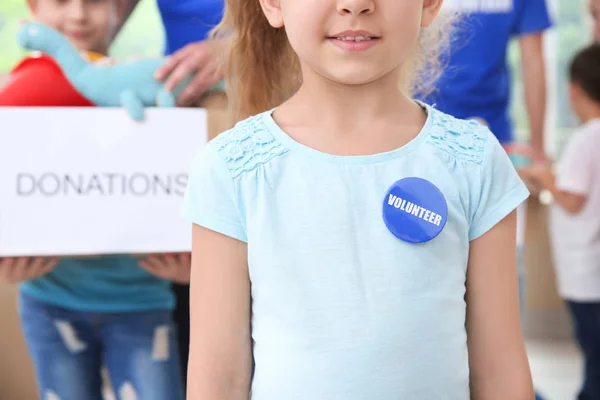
left=182, top=103, right=529, bottom=399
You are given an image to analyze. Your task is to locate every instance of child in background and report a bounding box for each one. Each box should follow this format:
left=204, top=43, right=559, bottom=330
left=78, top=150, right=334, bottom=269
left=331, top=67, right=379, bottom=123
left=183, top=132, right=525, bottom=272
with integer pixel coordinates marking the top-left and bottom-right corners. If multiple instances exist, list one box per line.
left=183, top=0, right=534, bottom=398
left=0, top=1, right=186, bottom=399
left=527, top=44, right=600, bottom=400
left=0, top=0, right=108, bottom=105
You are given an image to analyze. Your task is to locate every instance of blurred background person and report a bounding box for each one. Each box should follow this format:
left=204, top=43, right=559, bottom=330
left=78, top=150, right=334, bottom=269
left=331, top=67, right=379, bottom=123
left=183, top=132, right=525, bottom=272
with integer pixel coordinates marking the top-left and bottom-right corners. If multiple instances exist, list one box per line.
left=527, top=43, right=600, bottom=400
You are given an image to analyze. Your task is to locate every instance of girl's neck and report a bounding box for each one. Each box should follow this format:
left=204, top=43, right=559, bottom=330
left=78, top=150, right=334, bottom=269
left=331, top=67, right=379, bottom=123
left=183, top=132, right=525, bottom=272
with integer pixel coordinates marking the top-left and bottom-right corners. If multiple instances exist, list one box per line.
left=284, top=67, right=416, bottom=132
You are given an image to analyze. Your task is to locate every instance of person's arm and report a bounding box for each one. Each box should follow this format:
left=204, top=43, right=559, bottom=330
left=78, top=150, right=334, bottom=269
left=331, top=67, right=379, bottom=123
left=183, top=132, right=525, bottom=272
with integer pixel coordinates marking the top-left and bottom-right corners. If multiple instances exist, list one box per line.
left=519, top=33, right=547, bottom=160
left=543, top=178, right=587, bottom=213
left=182, top=137, right=253, bottom=399
left=466, top=211, right=534, bottom=399
left=524, top=131, right=592, bottom=214
left=154, top=38, right=227, bottom=106
left=465, top=127, right=533, bottom=398
left=524, top=163, right=587, bottom=213
left=551, top=191, right=586, bottom=213
left=515, top=0, right=552, bottom=160
left=187, top=225, right=252, bottom=399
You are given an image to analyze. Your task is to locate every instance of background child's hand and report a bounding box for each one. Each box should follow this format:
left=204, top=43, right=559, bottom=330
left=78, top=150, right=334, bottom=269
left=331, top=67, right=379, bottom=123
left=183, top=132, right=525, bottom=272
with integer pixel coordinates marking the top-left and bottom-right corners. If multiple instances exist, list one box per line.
left=523, top=161, right=555, bottom=188
left=138, top=253, right=191, bottom=284
left=0, top=257, right=58, bottom=283
left=531, top=147, right=549, bottom=164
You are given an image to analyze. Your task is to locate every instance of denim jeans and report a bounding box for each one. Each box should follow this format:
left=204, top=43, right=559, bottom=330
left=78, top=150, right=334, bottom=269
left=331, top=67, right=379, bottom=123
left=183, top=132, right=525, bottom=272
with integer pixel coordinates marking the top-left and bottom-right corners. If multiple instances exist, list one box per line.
left=567, top=301, right=600, bottom=400
left=18, top=293, right=184, bottom=400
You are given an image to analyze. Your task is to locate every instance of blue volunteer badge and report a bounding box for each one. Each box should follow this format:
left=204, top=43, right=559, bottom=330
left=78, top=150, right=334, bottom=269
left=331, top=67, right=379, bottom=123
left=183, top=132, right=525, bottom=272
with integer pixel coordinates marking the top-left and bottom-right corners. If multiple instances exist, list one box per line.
left=382, top=177, right=448, bottom=244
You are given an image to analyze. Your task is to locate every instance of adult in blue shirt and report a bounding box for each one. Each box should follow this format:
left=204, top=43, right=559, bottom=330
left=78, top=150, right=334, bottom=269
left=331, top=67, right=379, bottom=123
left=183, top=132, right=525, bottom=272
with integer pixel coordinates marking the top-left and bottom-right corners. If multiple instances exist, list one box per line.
left=423, top=0, right=552, bottom=161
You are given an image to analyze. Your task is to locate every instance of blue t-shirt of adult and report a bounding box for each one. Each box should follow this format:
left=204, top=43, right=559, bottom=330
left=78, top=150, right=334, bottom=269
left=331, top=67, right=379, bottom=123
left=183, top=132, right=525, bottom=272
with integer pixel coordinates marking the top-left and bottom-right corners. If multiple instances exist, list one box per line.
left=157, top=0, right=224, bottom=55
left=421, top=0, right=552, bottom=144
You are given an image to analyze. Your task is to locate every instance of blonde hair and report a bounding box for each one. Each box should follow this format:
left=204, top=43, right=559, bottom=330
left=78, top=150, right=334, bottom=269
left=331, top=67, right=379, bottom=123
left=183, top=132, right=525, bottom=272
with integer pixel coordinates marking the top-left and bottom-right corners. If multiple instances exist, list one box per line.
left=212, top=2, right=458, bottom=122
left=407, top=11, right=458, bottom=100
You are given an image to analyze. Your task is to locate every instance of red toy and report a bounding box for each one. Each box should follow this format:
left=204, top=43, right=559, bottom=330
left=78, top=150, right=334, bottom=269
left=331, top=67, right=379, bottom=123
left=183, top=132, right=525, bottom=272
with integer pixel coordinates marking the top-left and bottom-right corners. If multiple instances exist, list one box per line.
left=0, top=53, right=93, bottom=107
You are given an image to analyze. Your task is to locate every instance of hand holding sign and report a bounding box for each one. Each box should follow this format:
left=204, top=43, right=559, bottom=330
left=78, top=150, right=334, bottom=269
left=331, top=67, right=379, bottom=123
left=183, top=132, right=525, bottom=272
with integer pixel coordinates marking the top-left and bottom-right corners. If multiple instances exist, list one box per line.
left=139, top=253, right=191, bottom=284
left=0, top=257, right=59, bottom=284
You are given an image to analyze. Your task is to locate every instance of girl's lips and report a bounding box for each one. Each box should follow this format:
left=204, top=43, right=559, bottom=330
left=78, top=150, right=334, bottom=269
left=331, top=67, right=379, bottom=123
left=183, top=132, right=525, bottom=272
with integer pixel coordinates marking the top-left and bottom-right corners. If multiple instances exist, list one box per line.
left=327, top=37, right=380, bottom=52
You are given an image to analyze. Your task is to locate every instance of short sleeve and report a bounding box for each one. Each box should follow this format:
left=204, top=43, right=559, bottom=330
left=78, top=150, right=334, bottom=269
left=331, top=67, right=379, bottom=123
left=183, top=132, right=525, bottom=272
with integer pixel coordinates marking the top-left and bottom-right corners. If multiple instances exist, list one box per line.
left=555, top=133, right=592, bottom=196
left=514, top=0, right=553, bottom=36
left=468, top=132, right=530, bottom=241
left=181, top=145, right=248, bottom=242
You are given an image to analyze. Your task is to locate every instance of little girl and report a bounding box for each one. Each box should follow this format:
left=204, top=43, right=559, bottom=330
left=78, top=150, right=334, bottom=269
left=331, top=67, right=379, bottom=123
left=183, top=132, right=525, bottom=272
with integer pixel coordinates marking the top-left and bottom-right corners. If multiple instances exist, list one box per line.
left=183, top=0, right=534, bottom=398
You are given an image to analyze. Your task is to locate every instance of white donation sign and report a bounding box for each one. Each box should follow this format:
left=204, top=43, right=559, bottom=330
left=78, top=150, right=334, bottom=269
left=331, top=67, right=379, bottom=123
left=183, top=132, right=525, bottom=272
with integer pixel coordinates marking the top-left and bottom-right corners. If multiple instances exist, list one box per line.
left=0, top=107, right=208, bottom=257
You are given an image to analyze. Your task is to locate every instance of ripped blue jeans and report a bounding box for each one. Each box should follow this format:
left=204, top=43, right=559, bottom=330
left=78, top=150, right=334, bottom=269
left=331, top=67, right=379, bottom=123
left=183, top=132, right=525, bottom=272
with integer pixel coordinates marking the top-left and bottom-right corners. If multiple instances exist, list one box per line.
left=18, top=293, right=184, bottom=400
